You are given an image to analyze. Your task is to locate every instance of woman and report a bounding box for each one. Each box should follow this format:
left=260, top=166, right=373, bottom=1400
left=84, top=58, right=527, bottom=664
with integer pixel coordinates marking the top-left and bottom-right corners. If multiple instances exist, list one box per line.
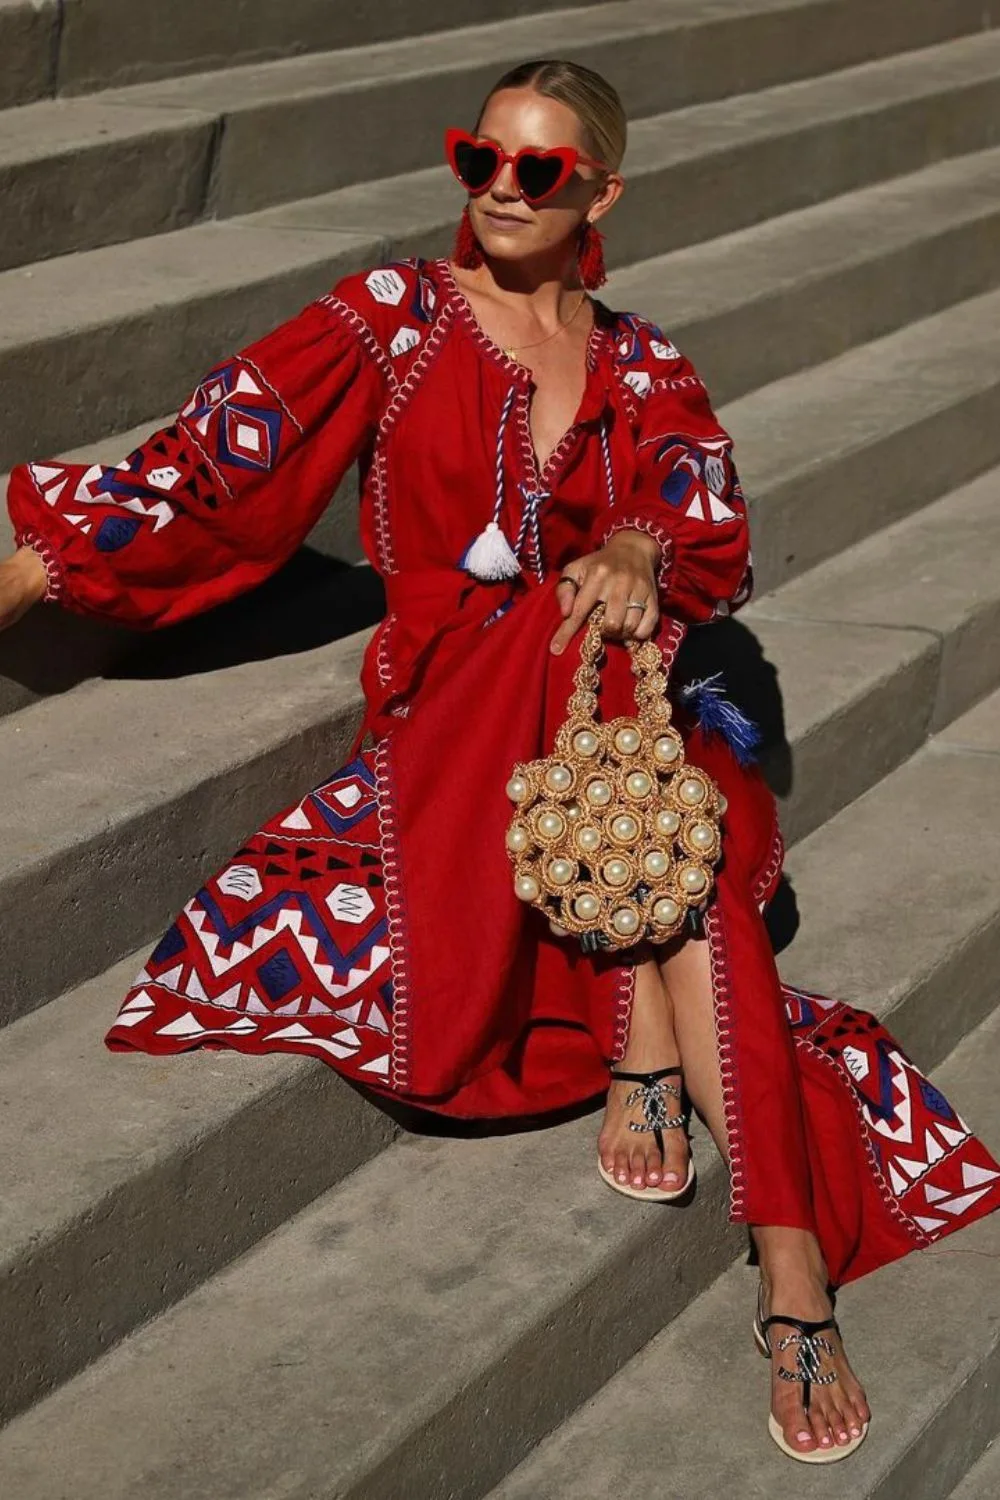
left=2, top=58, right=998, bottom=1465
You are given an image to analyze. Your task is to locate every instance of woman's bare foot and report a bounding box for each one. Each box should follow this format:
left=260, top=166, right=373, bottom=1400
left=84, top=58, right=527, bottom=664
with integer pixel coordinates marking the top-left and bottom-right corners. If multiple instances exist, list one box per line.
left=754, top=1229, right=871, bottom=1456
left=597, top=954, right=690, bottom=1191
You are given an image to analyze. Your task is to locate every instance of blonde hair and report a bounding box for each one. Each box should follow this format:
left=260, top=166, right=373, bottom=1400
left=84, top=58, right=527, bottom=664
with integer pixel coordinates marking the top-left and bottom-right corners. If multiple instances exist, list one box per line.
left=474, top=58, right=627, bottom=170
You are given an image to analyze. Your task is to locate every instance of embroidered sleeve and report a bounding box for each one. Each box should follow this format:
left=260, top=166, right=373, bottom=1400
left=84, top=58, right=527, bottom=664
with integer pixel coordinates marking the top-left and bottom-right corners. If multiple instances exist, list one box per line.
left=591, top=323, right=752, bottom=622
left=6, top=292, right=392, bottom=629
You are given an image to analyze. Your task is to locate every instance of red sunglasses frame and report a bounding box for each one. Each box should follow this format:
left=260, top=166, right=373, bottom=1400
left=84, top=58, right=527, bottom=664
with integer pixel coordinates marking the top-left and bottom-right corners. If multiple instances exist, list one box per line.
left=444, top=127, right=607, bottom=206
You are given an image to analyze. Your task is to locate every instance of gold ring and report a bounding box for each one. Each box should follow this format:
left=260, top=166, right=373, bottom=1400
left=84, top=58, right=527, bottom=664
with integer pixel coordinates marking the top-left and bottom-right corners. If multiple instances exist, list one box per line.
left=559, top=574, right=582, bottom=591
left=625, top=600, right=646, bottom=610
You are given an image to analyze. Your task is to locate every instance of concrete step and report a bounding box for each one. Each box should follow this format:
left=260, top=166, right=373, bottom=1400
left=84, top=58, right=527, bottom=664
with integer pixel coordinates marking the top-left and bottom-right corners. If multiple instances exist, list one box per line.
left=52, top=0, right=578, bottom=99
left=5, top=19, right=1000, bottom=274
left=723, top=287, right=1000, bottom=593
left=490, top=985, right=1000, bottom=1500
left=0, top=0, right=578, bottom=107
left=948, top=1439, right=1000, bottom=1498
left=1, top=693, right=998, bottom=1492
left=608, top=146, right=1000, bottom=408
left=1, top=483, right=998, bottom=1423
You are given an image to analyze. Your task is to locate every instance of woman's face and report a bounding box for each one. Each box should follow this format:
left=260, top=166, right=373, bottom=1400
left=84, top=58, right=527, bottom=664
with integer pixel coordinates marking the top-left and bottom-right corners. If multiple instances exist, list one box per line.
left=467, top=87, right=623, bottom=266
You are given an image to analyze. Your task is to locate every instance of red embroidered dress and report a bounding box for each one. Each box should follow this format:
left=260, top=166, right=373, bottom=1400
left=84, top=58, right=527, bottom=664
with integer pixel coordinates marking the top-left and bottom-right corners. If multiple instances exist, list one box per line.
left=9, top=255, right=1000, bottom=1286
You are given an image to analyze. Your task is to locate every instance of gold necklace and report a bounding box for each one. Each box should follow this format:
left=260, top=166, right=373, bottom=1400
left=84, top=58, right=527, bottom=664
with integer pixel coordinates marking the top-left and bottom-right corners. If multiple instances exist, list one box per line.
left=501, top=291, right=589, bottom=362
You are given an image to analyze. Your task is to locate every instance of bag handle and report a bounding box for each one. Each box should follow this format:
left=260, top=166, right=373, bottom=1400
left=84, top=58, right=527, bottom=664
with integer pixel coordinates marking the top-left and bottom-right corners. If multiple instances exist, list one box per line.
left=566, top=603, right=672, bottom=730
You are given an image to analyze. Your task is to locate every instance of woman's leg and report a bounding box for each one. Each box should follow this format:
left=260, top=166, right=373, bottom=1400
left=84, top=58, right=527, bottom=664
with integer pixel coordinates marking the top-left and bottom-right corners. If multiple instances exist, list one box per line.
left=658, top=933, right=872, bottom=1455
left=597, top=950, right=690, bottom=1191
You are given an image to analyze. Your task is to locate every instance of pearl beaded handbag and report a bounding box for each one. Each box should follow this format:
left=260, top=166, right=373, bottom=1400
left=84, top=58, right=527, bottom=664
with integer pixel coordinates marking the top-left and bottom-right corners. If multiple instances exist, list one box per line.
left=504, top=604, right=725, bottom=952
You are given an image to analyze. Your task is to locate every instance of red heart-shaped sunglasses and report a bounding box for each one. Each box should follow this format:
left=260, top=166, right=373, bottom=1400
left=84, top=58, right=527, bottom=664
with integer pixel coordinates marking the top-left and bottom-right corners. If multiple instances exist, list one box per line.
left=445, top=127, right=607, bottom=206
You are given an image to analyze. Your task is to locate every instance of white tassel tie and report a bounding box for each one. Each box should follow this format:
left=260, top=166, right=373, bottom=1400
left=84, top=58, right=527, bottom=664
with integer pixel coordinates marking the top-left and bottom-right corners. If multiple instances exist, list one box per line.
left=461, top=388, right=615, bottom=584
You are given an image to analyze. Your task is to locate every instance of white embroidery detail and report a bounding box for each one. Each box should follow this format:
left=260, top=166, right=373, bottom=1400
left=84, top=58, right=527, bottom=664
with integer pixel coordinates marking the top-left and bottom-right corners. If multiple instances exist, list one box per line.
left=365, top=268, right=407, bottom=306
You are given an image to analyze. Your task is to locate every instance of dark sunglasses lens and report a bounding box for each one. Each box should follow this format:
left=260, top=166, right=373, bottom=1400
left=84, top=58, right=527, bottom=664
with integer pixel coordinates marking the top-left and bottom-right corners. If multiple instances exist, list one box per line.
left=516, top=153, right=566, bottom=202
left=454, top=140, right=499, bottom=191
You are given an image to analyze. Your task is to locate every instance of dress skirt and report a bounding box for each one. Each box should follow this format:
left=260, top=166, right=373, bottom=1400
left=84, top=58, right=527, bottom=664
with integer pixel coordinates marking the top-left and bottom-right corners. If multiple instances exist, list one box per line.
left=105, top=581, right=1000, bottom=1287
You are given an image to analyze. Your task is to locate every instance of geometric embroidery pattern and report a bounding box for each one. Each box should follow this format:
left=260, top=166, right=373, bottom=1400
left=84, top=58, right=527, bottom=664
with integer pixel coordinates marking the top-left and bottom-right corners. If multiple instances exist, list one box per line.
left=106, top=751, right=395, bottom=1083
left=782, top=983, right=1000, bottom=1241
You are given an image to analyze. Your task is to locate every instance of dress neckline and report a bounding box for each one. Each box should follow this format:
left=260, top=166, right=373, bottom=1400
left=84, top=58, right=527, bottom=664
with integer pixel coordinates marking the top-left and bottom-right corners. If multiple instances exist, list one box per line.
left=432, top=255, right=614, bottom=384
left=431, top=256, right=616, bottom=487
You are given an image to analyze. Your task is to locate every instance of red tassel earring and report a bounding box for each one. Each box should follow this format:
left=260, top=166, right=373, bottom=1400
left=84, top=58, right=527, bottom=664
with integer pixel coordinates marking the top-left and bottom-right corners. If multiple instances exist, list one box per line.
left=453, top=204, right=484, bottom=269
left=577, top=220, right=607, bottom=290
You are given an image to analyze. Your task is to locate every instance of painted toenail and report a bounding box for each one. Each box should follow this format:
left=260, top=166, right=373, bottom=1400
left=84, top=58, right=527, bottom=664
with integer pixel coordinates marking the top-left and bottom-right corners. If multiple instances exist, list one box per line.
left=820, top=1437, right=831, bottom=1446
left=839, top=1431, right=848, bottom=1441
left=851, top=1427, right=861, bottom=1436
left=797, top=1431, right=811, bottom=1443
left=664, top=1172, right=679, bottom=1183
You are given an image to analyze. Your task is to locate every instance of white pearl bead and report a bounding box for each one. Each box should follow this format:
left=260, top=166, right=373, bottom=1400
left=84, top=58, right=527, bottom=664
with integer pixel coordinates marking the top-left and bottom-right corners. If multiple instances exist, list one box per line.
left=655, top=809, right=682, bottom=837
left=611, top=906, right=640, bottom=935
left=653, top=735, right=680, bottom=764
left=603, top=858, right=631, bottom=887
left=611, top=815, right=638, bottom=842
left=549, top=920, right=569, bottom=938
left=614, top=726, right=641, bottom=755
left=538, top=810, right=565, bottom=839
left=689, top=822, right=715, bottom=850
left=577, top=825, right=602, bottom=853
left=545, top=764, right=573, bottom=793
left=572, top=730, right=599, bottom=757
left=565, top=803, right=583, bottom=822
left=680, top=866, right=708, bottom=894
left=574, top=892, right=600, bottom=921
left=506, top=825, right=530, bottom=853
left=585, top=779, right=612, bottom=805
left=625, top=770, right=652, bottom=799
left=718, top=794, right=728, bottom=816
left=653, top=897, right=681, bottom=926
left=515, top=874, right=540, bottom=901
left=548, top=858, right=575, bottom=886
left=679, top=777, right=707, bottom=806
left=644, top=849, right=669, bottom=878
left=506, top=776, right=528, bottom=803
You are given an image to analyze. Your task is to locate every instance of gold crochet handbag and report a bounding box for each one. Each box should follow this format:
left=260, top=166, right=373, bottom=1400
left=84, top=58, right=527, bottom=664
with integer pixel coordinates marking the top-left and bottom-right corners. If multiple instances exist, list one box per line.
left=504, top=604, right=725, bottom=952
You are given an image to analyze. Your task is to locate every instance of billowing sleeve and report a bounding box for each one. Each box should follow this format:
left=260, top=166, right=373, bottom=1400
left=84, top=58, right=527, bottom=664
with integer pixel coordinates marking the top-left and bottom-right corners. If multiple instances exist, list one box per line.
left=589, top=350, right=753, bottom=623
left=6, top=293, right=391, bottom=629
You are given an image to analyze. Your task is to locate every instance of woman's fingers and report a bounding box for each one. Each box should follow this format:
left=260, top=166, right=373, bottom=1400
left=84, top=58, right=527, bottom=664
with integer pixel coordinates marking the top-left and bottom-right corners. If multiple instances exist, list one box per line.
left=550, top=568, right=661, bottom=654
left=555, top=569, right=584, bottom=619
left=549, top=567, right=607, bottom=654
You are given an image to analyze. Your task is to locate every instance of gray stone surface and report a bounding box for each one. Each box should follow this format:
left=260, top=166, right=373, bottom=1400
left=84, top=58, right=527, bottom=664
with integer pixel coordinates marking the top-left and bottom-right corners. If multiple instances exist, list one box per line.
left=0, top=953, right=400, bottom=1423
left=948, top=1439, right=1000, bottom=1499
left=54, top=0, right=579, bottom=95
left=491, top=1010, right=1000, bottom=1500
left=608, top=146, right=1000, bottom=405
left=0, top=721, right=998, bottom=1496
left=0, top=224, right=381, bottom=470
left=0, top=0, right=56, bottom=109
left=749, top=468, right=1000, bottom=730
left=726, top=288, right=1000, bottom=593
left=0, top=98, right=218, bottom=272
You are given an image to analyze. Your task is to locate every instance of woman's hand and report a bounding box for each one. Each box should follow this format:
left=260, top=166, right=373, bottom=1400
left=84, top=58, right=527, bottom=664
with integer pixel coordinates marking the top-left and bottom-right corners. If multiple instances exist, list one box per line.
left=0, top=547, right=49, bottom=633
left=550, top=531, right=660, bottom=654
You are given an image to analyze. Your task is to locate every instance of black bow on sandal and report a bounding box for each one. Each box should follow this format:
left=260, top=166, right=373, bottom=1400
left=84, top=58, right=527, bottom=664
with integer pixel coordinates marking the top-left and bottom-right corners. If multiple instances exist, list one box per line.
left=597, top=1064, right=696, bottom=1202
left=752, top=1283, right=869, bottom=1462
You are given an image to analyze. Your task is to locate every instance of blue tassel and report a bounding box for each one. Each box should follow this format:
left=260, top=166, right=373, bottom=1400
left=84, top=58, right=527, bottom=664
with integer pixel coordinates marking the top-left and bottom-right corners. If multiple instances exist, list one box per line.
left=679, top=672, right=762, bottom=766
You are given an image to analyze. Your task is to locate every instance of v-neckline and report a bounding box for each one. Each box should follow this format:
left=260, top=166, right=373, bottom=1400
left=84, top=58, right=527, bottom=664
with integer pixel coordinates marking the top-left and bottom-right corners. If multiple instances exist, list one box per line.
left=433, top=256, right=614, bottom=487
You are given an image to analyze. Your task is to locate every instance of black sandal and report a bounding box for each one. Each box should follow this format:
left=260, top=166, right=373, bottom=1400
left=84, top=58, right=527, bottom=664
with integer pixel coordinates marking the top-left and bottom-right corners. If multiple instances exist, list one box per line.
left=597, top=1065, right=696, bottom=1201
left=753, top=1283, right=869, bottom=1461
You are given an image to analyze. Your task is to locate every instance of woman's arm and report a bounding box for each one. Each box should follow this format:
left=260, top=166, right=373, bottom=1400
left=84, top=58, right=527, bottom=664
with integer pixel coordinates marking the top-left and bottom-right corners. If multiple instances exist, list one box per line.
left=2, top=291, right=391, bottom=632
left=588, top=353, right=752, bottom=624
